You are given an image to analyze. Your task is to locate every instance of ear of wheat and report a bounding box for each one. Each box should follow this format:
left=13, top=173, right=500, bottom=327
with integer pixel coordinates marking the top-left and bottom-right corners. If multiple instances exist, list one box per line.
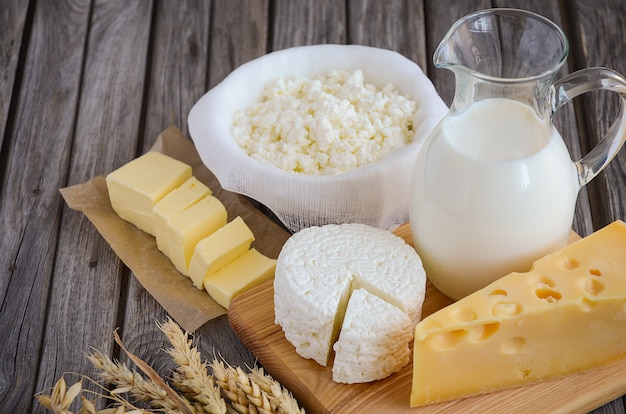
left=35, top=319, right=305, bottom=414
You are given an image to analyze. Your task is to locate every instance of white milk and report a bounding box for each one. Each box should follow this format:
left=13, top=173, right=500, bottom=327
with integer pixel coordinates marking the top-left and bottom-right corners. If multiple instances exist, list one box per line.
left=410, top=98, right=580, bottom=300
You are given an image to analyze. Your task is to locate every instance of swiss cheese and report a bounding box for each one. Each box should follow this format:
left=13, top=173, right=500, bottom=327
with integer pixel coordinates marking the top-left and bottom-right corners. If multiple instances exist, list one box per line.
left=188, top=216, right=255, bottom=290
left=106, top=151, right=191, bottom=236
left=411, top=220, right=626, bottom=407
left=204, top=248, right=276, bottom=308
left=274, top=223, right=426, bottom=382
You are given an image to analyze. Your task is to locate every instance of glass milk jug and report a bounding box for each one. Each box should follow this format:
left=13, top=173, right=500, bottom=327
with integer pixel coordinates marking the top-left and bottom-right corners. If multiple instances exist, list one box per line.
left=410, top=9, right=626, bottom=300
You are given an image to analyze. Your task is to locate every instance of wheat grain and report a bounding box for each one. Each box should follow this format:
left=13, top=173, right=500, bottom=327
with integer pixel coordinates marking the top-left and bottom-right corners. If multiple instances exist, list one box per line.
left=158, top=318, right=227, bottom=414
left=209, top=360, right=304, bottom=414
left=87, top=350, right=191, bottom=413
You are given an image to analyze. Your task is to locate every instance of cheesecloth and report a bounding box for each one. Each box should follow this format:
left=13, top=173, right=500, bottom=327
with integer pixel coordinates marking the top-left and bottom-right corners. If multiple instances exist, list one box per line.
left=188, top=45, right=448, bottom=233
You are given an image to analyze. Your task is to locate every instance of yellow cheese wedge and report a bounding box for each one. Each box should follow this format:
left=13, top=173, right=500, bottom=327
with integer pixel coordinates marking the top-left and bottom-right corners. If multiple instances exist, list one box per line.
left=188, top=216, right=255, bottom=290
left=411, top=220, right=626, bottom=407
left=204, top=248, right=276, bottom=308
left=167, top=195, right=227, bottom=275
left=106, top=152, right=191, bottom=236
left=153, top=176, right=212, bottom=258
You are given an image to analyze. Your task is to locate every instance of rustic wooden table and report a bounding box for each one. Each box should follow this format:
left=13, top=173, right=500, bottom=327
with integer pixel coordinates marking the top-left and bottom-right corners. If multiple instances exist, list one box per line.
left=1, top=0, right=625, bottom=413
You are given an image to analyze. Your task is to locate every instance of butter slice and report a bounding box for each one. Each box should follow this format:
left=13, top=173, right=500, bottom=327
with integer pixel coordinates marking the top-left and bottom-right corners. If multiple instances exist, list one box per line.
left=153, top=177, right=212, bottom=259
left=167, top=195, right=227, bottom=275
left=204, top=248, right=276, bottom=308
left=106, top=152, right=191, bottom=236
left=411, top=220, right=626, bottom=407
left=188, top=216, right=255, bottom=289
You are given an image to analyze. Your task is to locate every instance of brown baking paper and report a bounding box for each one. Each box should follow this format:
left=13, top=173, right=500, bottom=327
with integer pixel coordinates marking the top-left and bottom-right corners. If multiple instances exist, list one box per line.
left=60, top=126, right=290, bottom=332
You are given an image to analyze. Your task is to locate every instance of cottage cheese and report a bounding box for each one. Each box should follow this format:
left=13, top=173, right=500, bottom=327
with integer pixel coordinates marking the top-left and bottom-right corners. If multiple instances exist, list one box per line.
left=273, top=223, right=426, bottom=383
left=231, top=70, right=418, bottom=175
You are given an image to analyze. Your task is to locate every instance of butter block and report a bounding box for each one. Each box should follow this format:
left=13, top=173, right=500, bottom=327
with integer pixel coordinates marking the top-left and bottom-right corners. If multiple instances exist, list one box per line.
left=167, top=195, right=227, bottom=275
left=411, top=220, right=626, bottom=407
left=153, top=176, right=212, bottom=258
left=106, top=152, right=192, bottom=236
left=204, top=248, right=276, bottom=308
left=188, top=216, right=255, bottom=289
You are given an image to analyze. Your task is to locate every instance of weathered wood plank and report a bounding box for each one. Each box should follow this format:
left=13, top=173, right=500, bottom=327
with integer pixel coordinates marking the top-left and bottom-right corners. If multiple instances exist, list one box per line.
left=141, top=0, right=210, bottom=141
left=207, top=0, right=269, bottom=88
left=33, top=0, right=154, bottom=412
left=0, top=0, right=29, bottom=150
left=568, top=0, right=626, bottom=230
left=348, top=0, right=428, bottom=70
left=0, top=0, right=92, bottom=411
left=271, top=0, right=347, bottom=49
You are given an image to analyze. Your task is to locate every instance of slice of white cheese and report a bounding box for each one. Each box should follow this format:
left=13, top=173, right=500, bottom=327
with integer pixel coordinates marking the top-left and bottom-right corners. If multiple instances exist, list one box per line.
left=332, top=288, right=413, bottom=383
left=274, top=223, right=426, bottom=379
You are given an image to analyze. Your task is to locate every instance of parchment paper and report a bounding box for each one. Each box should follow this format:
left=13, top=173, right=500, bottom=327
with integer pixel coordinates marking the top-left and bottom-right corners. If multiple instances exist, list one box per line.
left=60, top=126, right=290, bottom=332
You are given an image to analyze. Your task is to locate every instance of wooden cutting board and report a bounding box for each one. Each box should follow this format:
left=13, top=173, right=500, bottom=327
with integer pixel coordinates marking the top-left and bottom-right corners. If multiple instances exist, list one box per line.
left=228, top=224, right=626, bottom=413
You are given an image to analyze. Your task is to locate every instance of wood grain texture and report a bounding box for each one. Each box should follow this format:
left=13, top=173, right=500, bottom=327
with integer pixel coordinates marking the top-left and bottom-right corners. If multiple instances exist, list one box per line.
left=34, top=0, right=154, bottom=411
left=0, top=0, right=92, bottom=411
left=348, top=0, right=428, bottom=70
left=271, top=0, right=347, bottom=48
left=208, top=0, right=269, bottom=88
left=0, top=0, right=29, bottom=150
left=568, top=0, right=626, bottom=231
left=228, top=224, right=626, bottom=414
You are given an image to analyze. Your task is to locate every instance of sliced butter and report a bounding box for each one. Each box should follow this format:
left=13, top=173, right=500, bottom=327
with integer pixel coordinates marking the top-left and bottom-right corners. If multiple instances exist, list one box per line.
left=153, top=176, right=212, bottom=258
left=204, top=248, right=276, bottom=308
left=411, top=220, right=626, bottom=407
left=188, top=216, right=255, bottom=290
left=106, top=152, right=191, bottom=236
left=167, top=195, right=227, bottom=275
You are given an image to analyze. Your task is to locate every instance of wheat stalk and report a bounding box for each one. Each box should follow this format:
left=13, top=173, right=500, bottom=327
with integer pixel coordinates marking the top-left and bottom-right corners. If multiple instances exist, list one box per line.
left=209, top=360, right=304, bottom=414
left=87, top=350, right=190, bottom=413
left=158, top=318, right=228, bottom=414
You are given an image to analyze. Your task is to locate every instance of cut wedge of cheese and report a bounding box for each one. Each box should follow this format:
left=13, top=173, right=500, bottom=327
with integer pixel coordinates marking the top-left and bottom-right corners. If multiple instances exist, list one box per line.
left=332, top=288, right=413, bottom=383
left=188, top=216, right=255, bottom=290
left=274, top=223, right=426, bottom=382
left=106, top=152, right=191, bottom=236
left=411, top=220, right=626, bottom=407
left=204, top=248, right=276, bottom=308
left=153, top=176, right=212, bottom=259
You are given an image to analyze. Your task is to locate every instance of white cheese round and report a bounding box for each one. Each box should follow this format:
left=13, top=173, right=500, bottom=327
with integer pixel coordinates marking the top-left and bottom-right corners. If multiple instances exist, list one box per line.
left=273, top=223, right=426, bottom=382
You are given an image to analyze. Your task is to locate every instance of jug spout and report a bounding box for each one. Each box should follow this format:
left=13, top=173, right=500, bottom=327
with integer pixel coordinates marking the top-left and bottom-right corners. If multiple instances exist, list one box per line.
left=434, top=8, right=568, bottom=81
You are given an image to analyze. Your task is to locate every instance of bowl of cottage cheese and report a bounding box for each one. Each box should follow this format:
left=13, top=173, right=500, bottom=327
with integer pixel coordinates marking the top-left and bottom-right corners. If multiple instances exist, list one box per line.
left=188, top=44, right=447, bottom=232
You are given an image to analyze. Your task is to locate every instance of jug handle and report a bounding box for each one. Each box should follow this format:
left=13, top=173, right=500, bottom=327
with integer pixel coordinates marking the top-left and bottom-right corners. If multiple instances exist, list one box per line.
left=552, top=67, right=626, bottom=187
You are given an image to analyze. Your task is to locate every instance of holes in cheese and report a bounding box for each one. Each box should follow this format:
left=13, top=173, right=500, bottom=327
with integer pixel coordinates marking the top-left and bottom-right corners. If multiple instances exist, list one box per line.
left=534, top=287, right=562, bottom=302
left=491, top=301, right=522, bottom=317
left=411, top=220, right=626, bottom=407
left=274, top=223, right=426, bottom=383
